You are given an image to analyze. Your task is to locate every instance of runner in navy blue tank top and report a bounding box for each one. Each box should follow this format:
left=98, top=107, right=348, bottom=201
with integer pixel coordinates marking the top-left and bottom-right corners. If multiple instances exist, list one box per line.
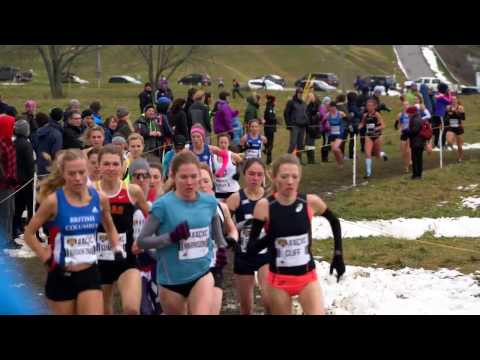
left=226, top=158, right=271, bottom=315
left=24, top=149, right=120, bottom=315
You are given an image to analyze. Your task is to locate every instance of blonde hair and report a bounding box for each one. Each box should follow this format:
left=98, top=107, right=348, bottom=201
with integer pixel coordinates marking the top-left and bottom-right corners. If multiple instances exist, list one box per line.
left=128, top=133, right=144, bottom=145
left=272, top=153, right=301, bottom=178
left=82, top=125, right=105, bottom=147
left=38, top=149, right=86, bottom=202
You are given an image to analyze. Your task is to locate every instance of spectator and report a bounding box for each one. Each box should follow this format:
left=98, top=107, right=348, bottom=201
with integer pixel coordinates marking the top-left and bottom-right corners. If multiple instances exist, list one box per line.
left=284, top=87, right=309, bottom=163
left=82, top=109, right=95, bottom=128
left=218, top=77, right=225, bottom=89
left=103, top=116, right=117, bottom=144
left=335, top=94, right=349, bottom=159
left=305, top=93, right=321, bottom=164
left=407, top=106, right=426, bottom=180
left=263, top=94, right=277, bottom=165
left=22, top=100, right=38, bottom=137
left=185, top=87, right=197, bottom=132
left=63, top=99, right=81, bottom=122
left=420, top=83, right=433, bottom=114
left=433, top=83, right=452, bottom=148
left=169, top=98, right=189, bottom=140
left=345, top=92, right=362, bottom=160
left=63, top=111, right=84, bottom=149
left=0, top=113, right=17, bottom=249
left=319, top=96, right=332, bottom=162
left=138, top=82, right=153, bottom=114
left=189, top=90, right=211, bottom=142
left=89, top=101, right=103, bottom=125
left=232, top=79, right=244, bottom=99
left=133, top=105, right=172, bottom=159
left=115, top=107, right=133, bottom=139
left=31, top=109, right=63, bottom=176
left=372, top=87, right=392, bottom=113
left=0, top=95, right=9, bottom=114
left=405, top=83, right=422, bottom=105
left=213, top=91, right=237, bottom=138
left=12, top=119, right=34, bottom=239
left=356, top=86, right=370, bottom=153
left=244, top=95, right=260, bottom=125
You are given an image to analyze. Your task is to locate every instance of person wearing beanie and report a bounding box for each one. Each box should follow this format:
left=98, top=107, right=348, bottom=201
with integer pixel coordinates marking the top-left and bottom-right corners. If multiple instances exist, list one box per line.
left=115, top=107, right=133, bottom=140
left=22, top=99, right=38, bottom=136
left=30, top=111, right=63, bottom=176
left=129, top=158, right=151, bottom=197
left=138, top=83, right=153, bottom=115
left=0, top=113, right=17, bottom=249
left=82, top=109, right=95, bottom=128
left=13, top=119, right=35, bottom=240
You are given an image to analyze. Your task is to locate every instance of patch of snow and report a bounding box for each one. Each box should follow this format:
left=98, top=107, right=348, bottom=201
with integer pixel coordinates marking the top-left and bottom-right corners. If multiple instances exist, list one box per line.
left=432, top=143, right=480, bottom=152
left=462, top=197, right=480, bottom=210
left=393, top=46, right=409, bottom=79
left=316, top=261, right=480, bottom=315
left=421, top=46, right=450, bottom=84
left=312, top=216, right=480, bottom=240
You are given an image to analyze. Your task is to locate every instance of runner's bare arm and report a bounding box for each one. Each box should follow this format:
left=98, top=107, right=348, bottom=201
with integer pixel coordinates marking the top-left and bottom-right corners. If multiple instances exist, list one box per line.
left=376, top=112, right=386, bottom=130
left=24, top=193, right=57, bottom=263
left=307, top=194, right=327, bottom=215
left=226, top=191, right=240, bottom=216
left=99, top=193, right=120, bottom=249
left=261, top=135, right=267, bottom=144
left=220, top=202, right=238, bottom=240
left=239, top=135, right=247, bottom=147
left=129, top=183, right=151, bottom=216
left=208, top=145, right=223, bottom=156
left=231, top=152, right=243, bottom=164
left=359, top=113, right=366, bottom=129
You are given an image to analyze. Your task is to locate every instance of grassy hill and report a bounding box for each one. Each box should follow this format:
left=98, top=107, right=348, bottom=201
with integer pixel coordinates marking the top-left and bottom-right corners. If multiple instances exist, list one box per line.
left=0, top=45, right=402, bottom=88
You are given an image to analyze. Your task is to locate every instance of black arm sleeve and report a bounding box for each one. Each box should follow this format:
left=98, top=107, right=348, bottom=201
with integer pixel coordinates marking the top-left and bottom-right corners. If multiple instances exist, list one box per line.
left=246, top=219, right=271, bottom=255
left=322, top=208, right=342, bottom=253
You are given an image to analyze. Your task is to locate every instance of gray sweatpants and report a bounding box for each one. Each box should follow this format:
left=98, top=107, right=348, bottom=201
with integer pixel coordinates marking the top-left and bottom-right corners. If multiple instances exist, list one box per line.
left=288, top=126, right=306, bottom=153
left=0, top=188, right=15, bottom=248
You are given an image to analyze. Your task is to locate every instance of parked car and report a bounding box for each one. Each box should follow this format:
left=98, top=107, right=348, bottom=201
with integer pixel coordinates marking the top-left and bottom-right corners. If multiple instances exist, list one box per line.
left=178, top=73, right=212, bottom=86
left=414, top=77, right=444, bottom=91
left=460, top=86, right=479, bottom=95
left=15, top=70, right=33, bottom=82
left=295, top=73, right=339, bottom=87
left=108, top=75, right=142, bottom=84
left=251, top=74, right=286, bottom=87
left=248, top=78, right=284, bottom=91
left=366, top=75, right=396, bottom=91
left=0, top=66, right=18, bottom=82
left=295, top=78, right=336, bottom=92
left=62, top=72, right=89, bottom=84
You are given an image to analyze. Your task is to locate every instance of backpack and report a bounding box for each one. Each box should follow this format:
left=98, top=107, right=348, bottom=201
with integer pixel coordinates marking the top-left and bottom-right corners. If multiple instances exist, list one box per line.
left=419, top=120, right=433, bottom=140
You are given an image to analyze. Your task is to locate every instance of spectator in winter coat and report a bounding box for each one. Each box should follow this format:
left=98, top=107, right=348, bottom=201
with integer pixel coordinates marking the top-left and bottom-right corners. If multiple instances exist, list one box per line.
left=31, top=109, right=63, bottom=175
left=284, top=87, right=309, bottom=163
left=185, top=87, right=197, bottom=132
left=89, top=101, right=103, bottom=125
left=12, top=119, right=34, bottom=239
left=213, top=91, right=237, bottom=137
left=133, top=105, right=172, bottom=159
left=244, top=95, right=260, bottom=125
left=138, top=82, right=153, bottom=114
left=63, top=99, right=81, bottom=122
left=407, top=106, right=426, bottom=180
left=189, top=90, right=211, bottom=142
left=432, top=83, right=452, bottom=148
left=169, top=98, right=189, bottom=140
left=264, top=94, right=277, bottom=165
left=345, top=92, right=362, bottom=159
left=103, top=116, right=117, bottom=144
left=115, top=107, right=133, bottom=140
left=63, top=111, right=84, bottom=149
left=22, top=100, right=38, bottom=138
left=305, top=93, right=321, bottom=164
left=0, top=114, right=17, bottom=248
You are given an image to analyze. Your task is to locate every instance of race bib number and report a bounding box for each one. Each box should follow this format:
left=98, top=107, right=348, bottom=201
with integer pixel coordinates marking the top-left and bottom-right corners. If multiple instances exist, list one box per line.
left=64, top=233, right=97, bottom=265
left=275, top=233, right=310, bottom=268
left=178, top=227, right=210, bottom=261
left=215, top=177, right=235, bottom=193
left=97, top=232, right=127, bottom=261
left=330, top=125, right=341, bottom=135
left=449, top=119, right=459, bottom=127
left=245, top=149, right=260, bottom=159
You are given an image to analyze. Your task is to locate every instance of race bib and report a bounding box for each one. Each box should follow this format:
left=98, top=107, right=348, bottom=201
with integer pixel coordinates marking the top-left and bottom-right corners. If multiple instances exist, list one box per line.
left=97, top=232, right=127, bottom=261
left=275, top=233, right=310, bottom=268
left=330, top=125, right=341, bottom=135
left=245, top=149, right=260, bottom=159
left=63, top=233, right=97, bottom=265
left=178, top=226, right=210, bottom=261
left=449, top=119, right=459, bottom=127
left=215, top=177, right=236, bottom=193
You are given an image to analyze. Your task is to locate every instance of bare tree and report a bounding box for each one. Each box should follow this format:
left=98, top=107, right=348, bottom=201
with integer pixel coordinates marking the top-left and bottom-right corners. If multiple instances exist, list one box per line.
left=37, top=45, right=97, bottom=98
left=137, top=45, right=205, bottom=92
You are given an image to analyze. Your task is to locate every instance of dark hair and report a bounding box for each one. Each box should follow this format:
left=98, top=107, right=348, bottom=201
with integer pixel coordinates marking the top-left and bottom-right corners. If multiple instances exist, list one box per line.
left=68, top=111, right=81, bottom=121
left=81, top=109, right=93, bottom=119
left=187, top=87, right=197, bottom=99
left=143, top=104, right=156, bottom=113
left=346, top=92, right=357, bottom=104
left=50, top=107, right=64, bottom=122
left=242, top=158, right=266, bottom=175
left=170, top=98, right=186, bottom=113
left=272, top=154, right=300, bottom=178
left=35, top=112, right=49, bottom=127
left=149, top=161, right=163, bottom=175
left=89, top=101, right=101, bottom=113
left=219, top=91, right=230, bottom=101
left=144, top=82, right=152, bottom=88
left=204, top=92, right=212, bottom=106
left=336, top=94, right=346, bottom=103
left=105, top=115, right=116, bottom=129
left=171, top=151, right=200, bottom=177
left=5, top=106, right=17, bottom=117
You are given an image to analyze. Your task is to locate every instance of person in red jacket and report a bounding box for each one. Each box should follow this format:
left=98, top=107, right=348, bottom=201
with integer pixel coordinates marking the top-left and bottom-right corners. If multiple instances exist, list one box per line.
left=0, top=113, right=17, bottom=249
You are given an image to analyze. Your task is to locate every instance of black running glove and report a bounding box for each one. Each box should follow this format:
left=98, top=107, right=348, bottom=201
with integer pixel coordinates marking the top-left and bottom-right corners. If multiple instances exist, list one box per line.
left=226, top=236, right=239, bottom=251
left=330, top=252, right=346, bottom=283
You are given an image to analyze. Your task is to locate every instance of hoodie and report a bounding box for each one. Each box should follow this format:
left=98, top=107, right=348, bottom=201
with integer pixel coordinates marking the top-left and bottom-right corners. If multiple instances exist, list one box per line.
left=0, top=114, right=16, bottom=189
left=213, top=100, right=237, bottom=134
left=31, top=119, right=63, bottom=175
left=244, top=96, right=259, bottom=124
